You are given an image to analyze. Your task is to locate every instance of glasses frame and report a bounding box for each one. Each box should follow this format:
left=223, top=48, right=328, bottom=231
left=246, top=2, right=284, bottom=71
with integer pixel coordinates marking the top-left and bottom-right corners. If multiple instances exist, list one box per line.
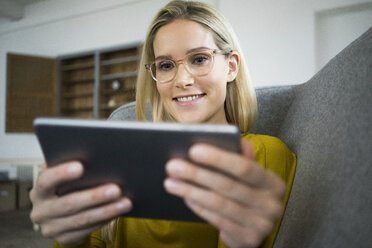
left=145, top=49, right=231, bottom=84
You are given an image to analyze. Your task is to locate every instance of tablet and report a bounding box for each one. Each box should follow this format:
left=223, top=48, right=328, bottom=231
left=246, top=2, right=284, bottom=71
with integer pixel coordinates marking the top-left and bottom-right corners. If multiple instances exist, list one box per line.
left=33, top=117, right=241, bottom=222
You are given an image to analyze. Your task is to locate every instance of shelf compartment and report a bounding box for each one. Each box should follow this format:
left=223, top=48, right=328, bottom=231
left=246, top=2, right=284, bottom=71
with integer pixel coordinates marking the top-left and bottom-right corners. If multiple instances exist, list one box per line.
left=62, top=62, right=94, bottom=71
left=61, top=106, right=94, bottom=112
left=62, top=67, right=94, bottom=82
left=61, top=55, right=94, bottom=70
left=100, top=88, right=135, bottom=95
left=62, top=92, right=94, bottom=98
left=100, top=91, right=135, bottom=111
left=100, top=61, right=138, bottom=75
left=60, top=110, right=94, bottom=119
left=58, top=44, right=141, bottom=119
left=100, top=71, right=137, bottom=81
left=62, top=81, right=93, bottom=95
left=100, top=48, right=138, bottom=61
left=62, top=78, right=95, bottom=84
left=100, top=56, right=138, bottom=66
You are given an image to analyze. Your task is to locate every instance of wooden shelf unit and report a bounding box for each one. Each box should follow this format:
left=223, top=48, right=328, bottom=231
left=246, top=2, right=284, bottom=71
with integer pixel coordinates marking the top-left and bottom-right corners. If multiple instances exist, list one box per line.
left=5, top=43, right=141, bottom=132
left=99, top=46, right=139, bottom=118
left=58, top=43, right=141, bottom=119
left=59, top=54, right=95, bottom=118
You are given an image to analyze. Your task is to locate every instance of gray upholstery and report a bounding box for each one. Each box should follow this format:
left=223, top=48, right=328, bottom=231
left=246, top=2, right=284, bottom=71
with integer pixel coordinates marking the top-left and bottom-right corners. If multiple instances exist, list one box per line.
left=110, top=101, right=152, bottom=121
left=250, top=85, right=296, bottom=137
left=109, top=28, right=372, bottom=248
left=273, top=28, right=372, bottom=248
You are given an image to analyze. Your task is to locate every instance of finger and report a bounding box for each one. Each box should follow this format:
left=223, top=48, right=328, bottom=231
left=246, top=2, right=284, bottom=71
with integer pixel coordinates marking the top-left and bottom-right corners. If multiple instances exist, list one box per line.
left=166, top=159, right=260, bottom=206
left=44, top=184, right=123, bottom=218
left=165, top=178, right=254, bottom=225
left=241, top=142, right=287, bottom=197
left=47, top=222, right=103, bottom=245
left=43, top=197, right=131, bottom=238
left=189, top=144, right=267, bottom=187
left=184, top=199, right=272, bottom=248
left=219, top=228, right=266, bottom=248
left=218, top=231, right=241, bottom=248
left=34, top=161, right=83, bottom=198
left=167, top=158, right=286, bottom=205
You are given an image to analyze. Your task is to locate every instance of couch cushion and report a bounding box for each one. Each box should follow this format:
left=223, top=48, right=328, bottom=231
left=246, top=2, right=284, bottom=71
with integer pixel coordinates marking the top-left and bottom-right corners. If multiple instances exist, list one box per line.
left=250, top=85, right=296, bottom=137
left=274, top=28, right=372, bottom=248
left=109, top=101, right=152, bottom=121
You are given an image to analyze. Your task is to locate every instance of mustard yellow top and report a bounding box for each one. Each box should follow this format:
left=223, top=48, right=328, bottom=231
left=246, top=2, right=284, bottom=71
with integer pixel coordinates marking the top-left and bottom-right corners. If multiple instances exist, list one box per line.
left=54, top=133, right=296, bottom=248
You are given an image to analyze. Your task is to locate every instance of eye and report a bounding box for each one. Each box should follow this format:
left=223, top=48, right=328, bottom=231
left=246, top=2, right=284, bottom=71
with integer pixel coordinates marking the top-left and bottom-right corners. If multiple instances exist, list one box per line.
left=156, top=60, right=175, bottom=71
left=190, top=53, right=211, bottom=66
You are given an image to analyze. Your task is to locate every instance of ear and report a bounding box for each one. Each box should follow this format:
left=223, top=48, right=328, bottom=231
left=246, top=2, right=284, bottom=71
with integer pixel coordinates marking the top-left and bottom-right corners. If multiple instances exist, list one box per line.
left=227, top=51, right=240, bottom=83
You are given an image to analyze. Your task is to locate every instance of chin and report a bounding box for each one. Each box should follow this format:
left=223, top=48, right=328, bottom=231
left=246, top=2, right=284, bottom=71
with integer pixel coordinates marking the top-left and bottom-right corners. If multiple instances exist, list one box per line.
left=175, top=115, right=205, bottom=124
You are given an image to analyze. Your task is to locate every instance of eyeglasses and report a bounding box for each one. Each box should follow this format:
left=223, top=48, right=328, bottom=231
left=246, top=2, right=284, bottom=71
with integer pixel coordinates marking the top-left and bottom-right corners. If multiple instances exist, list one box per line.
left=145, top=49, right=231, bottom=83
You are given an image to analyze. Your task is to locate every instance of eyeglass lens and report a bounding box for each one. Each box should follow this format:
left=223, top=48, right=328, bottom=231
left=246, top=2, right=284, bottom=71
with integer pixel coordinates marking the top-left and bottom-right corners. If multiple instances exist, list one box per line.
left=151, top=51, right=214, bottom=83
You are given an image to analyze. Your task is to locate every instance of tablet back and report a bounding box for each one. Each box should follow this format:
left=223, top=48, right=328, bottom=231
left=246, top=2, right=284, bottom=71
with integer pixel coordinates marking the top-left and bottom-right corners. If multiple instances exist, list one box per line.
left=34, top=118, right=240, bottom=222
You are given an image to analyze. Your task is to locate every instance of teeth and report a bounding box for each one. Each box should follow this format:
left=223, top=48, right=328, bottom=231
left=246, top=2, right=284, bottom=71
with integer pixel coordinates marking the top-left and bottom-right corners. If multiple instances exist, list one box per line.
left=177, top=95, right=202, bottom=102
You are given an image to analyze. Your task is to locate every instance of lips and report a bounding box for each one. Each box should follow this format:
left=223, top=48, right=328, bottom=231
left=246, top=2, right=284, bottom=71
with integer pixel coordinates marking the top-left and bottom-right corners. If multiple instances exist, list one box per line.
left=173, top=93, right=206, bottom=102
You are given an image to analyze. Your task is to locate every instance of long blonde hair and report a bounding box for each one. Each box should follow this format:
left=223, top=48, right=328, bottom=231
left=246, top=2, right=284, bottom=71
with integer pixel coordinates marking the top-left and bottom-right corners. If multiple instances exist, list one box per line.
left=136, top=0, right=257, bottom=133
left=102, top=0, right=257, bottom=242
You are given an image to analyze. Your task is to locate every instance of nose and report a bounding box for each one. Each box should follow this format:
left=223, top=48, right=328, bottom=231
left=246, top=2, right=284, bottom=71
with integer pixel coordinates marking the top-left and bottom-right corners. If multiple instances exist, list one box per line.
left=174, top=63, right=194, bottom=89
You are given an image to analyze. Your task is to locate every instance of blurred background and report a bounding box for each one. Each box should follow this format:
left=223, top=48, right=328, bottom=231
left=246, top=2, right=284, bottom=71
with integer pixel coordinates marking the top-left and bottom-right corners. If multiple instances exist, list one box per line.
left=0, top=2, right=371, bottom=235
left=1, top=0, right=371, bottom=158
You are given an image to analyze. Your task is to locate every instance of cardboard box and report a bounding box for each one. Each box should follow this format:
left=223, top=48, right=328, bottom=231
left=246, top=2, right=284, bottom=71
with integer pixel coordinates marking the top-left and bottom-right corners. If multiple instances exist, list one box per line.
left=17, top=181, right=33, bottom=209
left=0, top=181, right=17, bottom=212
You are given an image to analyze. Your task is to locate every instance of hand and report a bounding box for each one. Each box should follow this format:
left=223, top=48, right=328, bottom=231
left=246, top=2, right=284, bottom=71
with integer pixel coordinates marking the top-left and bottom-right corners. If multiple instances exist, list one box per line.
left=164, top=140, right=286, bottom=248
left=29, top=161, right=132, bottom=245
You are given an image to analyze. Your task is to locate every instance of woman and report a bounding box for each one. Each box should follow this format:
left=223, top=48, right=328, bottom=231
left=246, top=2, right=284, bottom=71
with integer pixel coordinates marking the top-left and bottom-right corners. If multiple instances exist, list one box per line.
left=30, top=1, right=296, bottom=247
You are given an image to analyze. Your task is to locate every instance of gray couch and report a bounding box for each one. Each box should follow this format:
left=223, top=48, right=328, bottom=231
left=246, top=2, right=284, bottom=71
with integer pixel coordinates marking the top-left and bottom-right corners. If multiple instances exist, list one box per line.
left=109, top=28, right=372, bottom=248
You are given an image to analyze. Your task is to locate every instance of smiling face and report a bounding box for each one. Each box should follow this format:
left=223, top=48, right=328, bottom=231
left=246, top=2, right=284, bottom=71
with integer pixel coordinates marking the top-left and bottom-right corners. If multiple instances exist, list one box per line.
left=153, top=19, right=237, bottom=124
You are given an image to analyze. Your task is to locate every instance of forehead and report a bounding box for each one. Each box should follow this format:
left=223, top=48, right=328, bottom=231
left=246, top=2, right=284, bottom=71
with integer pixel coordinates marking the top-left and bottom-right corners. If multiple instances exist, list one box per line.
left=153, top=19, right=217, bottom=58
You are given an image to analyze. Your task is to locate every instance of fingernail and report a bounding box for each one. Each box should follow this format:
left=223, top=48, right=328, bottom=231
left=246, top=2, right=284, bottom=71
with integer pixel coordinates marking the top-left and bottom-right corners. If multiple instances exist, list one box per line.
left=116, top=199, right=131, bottom=210
left=189, top=145, right=206, bottom=160
left=166, top=161, right=184, bottom=175
left=105, top=186, right=120, bottom=199
left=67, top=162, right=82, bottom=175
left=164, top=179, right=180, bottom=193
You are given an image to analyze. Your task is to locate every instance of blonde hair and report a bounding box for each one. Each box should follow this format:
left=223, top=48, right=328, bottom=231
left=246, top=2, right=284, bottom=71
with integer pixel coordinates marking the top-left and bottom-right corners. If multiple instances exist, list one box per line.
left=102, top=0, right=257, bottom=243
left=136, top=0, right=257, bottom=133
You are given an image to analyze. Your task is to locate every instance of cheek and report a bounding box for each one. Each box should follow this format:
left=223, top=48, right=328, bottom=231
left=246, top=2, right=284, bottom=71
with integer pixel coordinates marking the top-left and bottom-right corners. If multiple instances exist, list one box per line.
left=208, top=61, right=229, bottom=85
left=205, top=74, right=228, bottom=102
left=156, top=84, right=167, bottom=98
left=205, top=69, right=228, bottom=92
left=156, top=84, right=173, bottom=108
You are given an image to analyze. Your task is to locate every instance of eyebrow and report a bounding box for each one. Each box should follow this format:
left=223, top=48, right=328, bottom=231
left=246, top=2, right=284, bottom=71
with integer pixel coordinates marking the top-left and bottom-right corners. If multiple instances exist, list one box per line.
left=154, top=46, right=211, bottom=61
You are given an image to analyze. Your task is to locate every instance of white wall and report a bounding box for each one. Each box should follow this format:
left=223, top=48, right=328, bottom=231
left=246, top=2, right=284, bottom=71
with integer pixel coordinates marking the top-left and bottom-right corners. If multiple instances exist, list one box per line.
left=0, top=0, right=371, bottom=160
left=221, top=0, right=372, bottom=85
left=315, top=2, right=372, bottom=69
